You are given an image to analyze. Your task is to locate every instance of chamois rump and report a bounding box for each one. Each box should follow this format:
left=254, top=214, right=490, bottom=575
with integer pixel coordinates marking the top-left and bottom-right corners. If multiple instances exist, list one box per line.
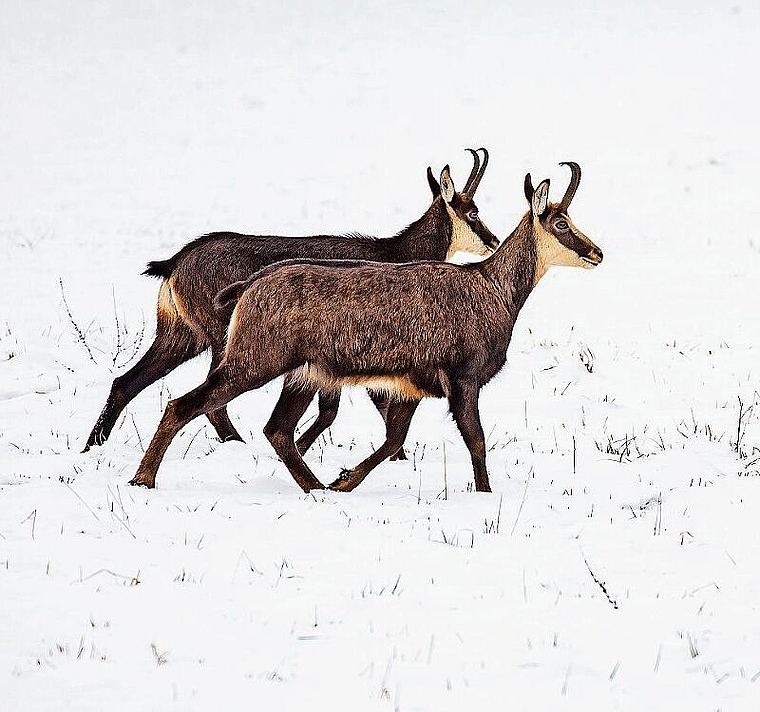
left=83, top=149, right=498, bottom=459
left=130, top=162, right=602, bottom=492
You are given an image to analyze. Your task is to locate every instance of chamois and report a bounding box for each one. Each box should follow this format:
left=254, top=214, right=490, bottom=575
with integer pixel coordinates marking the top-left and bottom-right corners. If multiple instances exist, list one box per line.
left=83, top=149, right=498, bottom=458
left=130, top=162, right=602, bottom=492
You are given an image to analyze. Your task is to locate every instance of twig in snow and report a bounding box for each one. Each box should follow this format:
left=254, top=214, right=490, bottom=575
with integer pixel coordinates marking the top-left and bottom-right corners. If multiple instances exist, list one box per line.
left=582, top=553, right=618, bottom=609
left=181, top=425, right=206, bottom=459
left=111, top=286, right=122, bottom=368
left=76, top=568, right=140, bottom=586
left=62, top=481, right=101, bottom=522
left=20, top=509, right=37, bottom=539
left=510, top=467, right=533, bottom=535
left=59, top=278, right=96, bottom=363
left=151, top=643, right=167, bottom=666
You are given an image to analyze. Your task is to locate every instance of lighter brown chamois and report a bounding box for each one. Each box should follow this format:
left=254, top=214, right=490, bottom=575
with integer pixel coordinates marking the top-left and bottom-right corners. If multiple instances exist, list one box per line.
left=130, top=162, right=602, bottom=492
left=83, top=149, right=498, bottom=459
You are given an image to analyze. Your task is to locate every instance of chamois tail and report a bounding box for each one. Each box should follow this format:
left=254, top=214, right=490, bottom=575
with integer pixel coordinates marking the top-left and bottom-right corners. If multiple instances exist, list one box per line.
left=143, top=257, right=177, bottom=279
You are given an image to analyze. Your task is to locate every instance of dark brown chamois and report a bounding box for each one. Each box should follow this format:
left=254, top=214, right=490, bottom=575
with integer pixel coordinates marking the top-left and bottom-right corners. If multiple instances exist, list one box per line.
left=83, top=149, right=498, bottom=457
left=130, top=162, right=602, bottom=492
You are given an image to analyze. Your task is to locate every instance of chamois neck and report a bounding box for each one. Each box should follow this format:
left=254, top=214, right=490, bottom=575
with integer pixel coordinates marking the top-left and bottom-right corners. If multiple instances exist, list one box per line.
left=479, top=214, right=539, bottom=316
left=388, top=198, right=452, bottom=262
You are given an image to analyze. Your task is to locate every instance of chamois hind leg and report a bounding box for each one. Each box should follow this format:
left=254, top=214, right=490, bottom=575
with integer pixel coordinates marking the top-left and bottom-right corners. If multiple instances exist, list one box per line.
left=83, top=320, right=204, bottom=452
left=295, top=388, right=340, bottom=455
left=329, top=400, right=419, bottom=492
left=130, top=364, right=262, bottom=489
left=265, top=381, right=324, bottom=492
left=204, top=345, right=245, bottom=444
left=367, top=390, right=409, bottom=461
left=448, top=380, right=491, bottom=493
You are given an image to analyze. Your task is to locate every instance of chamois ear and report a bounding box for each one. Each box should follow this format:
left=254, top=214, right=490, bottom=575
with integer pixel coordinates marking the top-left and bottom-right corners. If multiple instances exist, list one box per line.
left=427, top=166, right=440, bottom=197
left=524, top=173, right=534, bottom=203
left=439, top=165, right=455, bottom=203
left=531, top=179, right=550, bottom=218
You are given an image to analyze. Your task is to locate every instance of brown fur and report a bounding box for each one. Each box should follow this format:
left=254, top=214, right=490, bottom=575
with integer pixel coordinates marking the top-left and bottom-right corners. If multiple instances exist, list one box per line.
left=83, top=153, right=498, bottom=452
left=130, top=164, right=603, bottom=492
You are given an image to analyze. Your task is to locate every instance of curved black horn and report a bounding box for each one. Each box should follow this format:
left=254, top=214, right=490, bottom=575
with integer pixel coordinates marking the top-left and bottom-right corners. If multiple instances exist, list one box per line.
left=557, top=161, right=581, bottom=211
left=466, top=147, right=489, bottom=196
left=524, top=173, right=534, bottom=202
left=462, top=148, right=481, bottom=195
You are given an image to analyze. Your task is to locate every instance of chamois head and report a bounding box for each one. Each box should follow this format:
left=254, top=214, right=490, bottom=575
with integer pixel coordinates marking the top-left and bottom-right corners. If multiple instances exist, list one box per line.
left=427, top=148, right=500, bottom=258
left=524, top=162, right=603, bottom=271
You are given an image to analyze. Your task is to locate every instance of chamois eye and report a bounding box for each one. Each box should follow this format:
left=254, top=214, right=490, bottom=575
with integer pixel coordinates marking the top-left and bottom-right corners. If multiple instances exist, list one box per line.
left=555, top=220, right=569, bottom=231
left=467, top=210, right=479, bottom=221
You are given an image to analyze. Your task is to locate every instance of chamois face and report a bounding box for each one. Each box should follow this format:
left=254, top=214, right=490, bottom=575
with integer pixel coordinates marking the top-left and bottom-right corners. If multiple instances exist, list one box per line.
left=448, top=192, right=500, bottom=257
left=526, top=167, right=603, bottom=273
left=536, top=205, right=603, bottom=270
left=434, top=164, right=500, bottom=259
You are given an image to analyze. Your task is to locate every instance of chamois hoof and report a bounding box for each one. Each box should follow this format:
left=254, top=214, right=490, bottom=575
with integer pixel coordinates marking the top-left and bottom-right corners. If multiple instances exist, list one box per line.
left=328, top=469, right=356, bottom=492
left=129, top=473, right=156, bottom=489
left=82, top=433, right=104, bottom=453
left=389, top=448, right=408, bottom=462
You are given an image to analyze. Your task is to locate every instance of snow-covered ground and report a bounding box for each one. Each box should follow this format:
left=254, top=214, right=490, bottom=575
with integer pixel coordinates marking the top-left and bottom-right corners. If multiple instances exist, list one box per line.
left=2, top=1, right=760, bottom=709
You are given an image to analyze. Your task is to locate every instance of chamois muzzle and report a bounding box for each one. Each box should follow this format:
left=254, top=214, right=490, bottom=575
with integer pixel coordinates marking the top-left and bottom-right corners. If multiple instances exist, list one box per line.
left=581, top=246, right=603, bottom=267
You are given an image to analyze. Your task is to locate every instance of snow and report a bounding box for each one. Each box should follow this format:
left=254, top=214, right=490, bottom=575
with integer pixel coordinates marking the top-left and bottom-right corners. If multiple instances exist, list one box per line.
left=2, top=0, right=760, bottom=709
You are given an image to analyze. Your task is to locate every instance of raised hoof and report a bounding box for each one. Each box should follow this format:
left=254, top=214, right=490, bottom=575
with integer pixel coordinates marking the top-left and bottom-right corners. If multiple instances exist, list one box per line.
left=389, top=448, right=408, bottom=462
left=129, top=474, right=156, bottom=489
left=219, top=433, right=246, bottom=445
left=328, top=469, right=356, bottom=493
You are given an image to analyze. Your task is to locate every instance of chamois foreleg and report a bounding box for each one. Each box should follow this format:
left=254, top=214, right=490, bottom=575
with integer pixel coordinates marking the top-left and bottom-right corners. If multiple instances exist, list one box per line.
left=329, top=399, right=419, bottom=492
left=448, top=380, right=491, bottom=492
left=204, top=345, right=245, bottom=444
left=83, top=322, right=204, bottom=452
left=130, top=364, right=260, bottom=489
left=264, top=381, right=325, bottom=492
left=294, top=389, right=340, bottom=455
left=367, top=390, right=408, bottom=461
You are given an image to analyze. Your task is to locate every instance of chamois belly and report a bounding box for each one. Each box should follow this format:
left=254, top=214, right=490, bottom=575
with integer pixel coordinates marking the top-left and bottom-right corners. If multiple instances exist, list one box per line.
left=291, top=364, right=445, bottom=400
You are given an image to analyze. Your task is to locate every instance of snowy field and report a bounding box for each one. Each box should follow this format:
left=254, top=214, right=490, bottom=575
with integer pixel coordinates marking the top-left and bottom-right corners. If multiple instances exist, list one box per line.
left=2, top=1, right=760, bottom=709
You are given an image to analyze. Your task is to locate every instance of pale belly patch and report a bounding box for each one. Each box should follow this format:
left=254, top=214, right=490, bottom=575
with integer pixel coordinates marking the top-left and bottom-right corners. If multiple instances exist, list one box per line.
left=291, top=364, right=433, bottom=400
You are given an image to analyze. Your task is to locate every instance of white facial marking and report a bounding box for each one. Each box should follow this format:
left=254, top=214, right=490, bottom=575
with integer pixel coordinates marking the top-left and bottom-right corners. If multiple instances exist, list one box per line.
left=445, top=203, right=491, bottom=260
